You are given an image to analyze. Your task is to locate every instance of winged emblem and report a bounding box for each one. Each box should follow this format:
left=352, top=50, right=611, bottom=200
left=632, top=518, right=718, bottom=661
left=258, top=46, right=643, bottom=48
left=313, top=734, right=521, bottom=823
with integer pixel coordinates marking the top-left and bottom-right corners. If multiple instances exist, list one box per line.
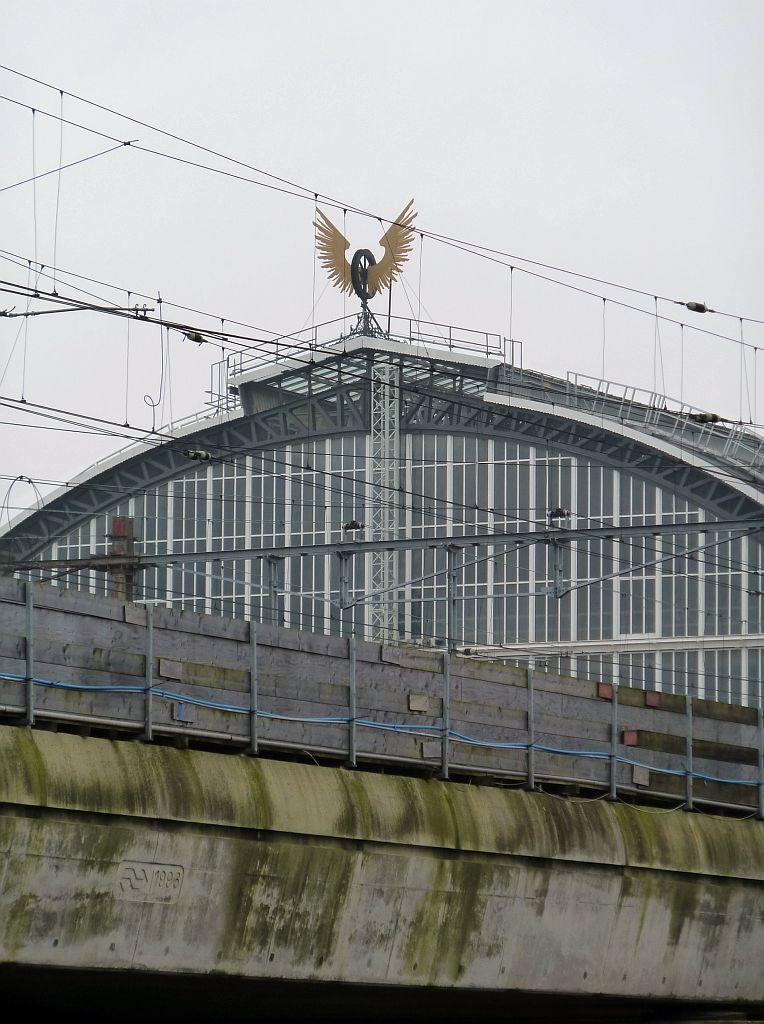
left=314, top=200, right=417, bottom=302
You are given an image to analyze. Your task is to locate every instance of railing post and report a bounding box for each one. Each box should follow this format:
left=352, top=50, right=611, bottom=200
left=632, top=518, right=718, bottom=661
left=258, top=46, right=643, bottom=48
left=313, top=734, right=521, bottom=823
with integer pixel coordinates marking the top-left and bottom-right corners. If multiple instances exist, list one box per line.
left=348, top=634, right=357, bottom=767
left=527, top=666, right=535, bottom=790
left=441, top=649, right=451, bottom=780
left=685, top=690, right=694, bottom=810
left=25, top=578, right=35, bottom=726
left=144, top=604, right=154, bottom=742
left=753, top=692, right=757, bottom=819
left=249, top=618, right=258, bottom=756
left=609, top=681, right=619, bottom=800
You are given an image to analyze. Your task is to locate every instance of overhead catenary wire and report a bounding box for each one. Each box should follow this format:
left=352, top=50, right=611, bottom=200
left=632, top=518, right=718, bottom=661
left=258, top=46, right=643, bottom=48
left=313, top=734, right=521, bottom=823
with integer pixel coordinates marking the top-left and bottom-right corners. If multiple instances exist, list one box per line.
left=0, top=143, right=125, bottom=195
left=0, top=226, right=757, bottom=577
left=2, top=463, right=762, bottom=586
left=7, top=462, right=757, bottom=696
left=4, top=411, right=757, bottom=598
left=6, top=481, right=761, bottom=625
left=1, top=104, right=757, bottom=528
left=3, top=264, right=764, bottom=464
left=6, top=501, right=761, bottom=612
left=50, top=553, right=762, bottom=683
left=0, top=248, right=353, bottom=351
left=4, top=331, right=761, bottom=544
left=1, top=87, right=763, bottom=344
left=3, top=240, right=763, bottom=479
left=1, top=62, right=763, bottom=328
left=3, top=295, right=764, bottom=549
left=5, top=261, right=764, bottom=461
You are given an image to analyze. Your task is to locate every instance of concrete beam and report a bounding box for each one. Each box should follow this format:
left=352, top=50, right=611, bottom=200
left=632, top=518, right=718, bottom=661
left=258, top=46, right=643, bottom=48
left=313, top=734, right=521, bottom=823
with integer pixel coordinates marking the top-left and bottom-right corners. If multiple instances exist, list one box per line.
left=0, top=725, right=763, bottom=1009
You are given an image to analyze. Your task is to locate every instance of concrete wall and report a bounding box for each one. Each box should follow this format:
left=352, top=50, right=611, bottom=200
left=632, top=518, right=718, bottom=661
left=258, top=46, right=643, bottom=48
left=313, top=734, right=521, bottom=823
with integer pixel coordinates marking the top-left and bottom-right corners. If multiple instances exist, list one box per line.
left=1, top=725, right=763, bottom=1008
left=1, top=578, right=761, bottom=811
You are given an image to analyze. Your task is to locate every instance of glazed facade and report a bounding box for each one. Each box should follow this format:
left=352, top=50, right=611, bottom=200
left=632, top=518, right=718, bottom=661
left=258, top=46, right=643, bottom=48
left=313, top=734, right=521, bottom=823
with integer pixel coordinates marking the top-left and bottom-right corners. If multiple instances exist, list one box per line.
left=39, top=426, right=762, bottom=707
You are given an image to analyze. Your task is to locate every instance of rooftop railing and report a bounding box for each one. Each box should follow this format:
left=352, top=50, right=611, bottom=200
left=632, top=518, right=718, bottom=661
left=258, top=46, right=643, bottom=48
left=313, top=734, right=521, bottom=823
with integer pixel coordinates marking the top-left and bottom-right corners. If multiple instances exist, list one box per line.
left=206, top=314, right=503, bottom=412
left=485, top=366, right=764, bottom=482
left=565, top=372, right=764, bottom=477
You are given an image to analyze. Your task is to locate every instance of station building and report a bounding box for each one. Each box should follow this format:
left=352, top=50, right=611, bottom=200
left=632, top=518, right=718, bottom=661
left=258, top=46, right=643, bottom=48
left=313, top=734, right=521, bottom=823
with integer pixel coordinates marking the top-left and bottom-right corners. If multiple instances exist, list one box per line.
left=3, top=317, right=763, bottom=707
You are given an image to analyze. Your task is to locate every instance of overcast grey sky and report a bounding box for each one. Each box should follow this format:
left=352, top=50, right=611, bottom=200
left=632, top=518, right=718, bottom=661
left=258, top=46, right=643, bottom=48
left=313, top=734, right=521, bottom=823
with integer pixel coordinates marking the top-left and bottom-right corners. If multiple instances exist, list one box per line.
left=1, top=0, right=763, bottom=515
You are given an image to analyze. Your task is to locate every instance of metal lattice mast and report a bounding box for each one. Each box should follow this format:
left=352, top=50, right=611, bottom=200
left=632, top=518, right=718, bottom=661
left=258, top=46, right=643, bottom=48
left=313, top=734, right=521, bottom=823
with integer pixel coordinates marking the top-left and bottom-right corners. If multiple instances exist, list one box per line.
left=367, top=356, right=399, bottom=643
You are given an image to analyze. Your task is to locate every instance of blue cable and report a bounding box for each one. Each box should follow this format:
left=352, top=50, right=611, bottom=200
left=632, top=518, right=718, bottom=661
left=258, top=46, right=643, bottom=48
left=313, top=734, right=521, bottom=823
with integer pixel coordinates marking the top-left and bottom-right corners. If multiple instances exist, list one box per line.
left=688, top=770, right=757, bottom=786
left=41, top=680, right=144, bottom=694
left=357, top=720, right=442, bottom=738
left=0, top=671, right=758, bottom=788
left=449, top=729, right=527, bottom=750
left=534, top=743, right=611, bottom=760
left=257, top=708, right=348, bottom=725
left=616, top=754, right=687, bottom=778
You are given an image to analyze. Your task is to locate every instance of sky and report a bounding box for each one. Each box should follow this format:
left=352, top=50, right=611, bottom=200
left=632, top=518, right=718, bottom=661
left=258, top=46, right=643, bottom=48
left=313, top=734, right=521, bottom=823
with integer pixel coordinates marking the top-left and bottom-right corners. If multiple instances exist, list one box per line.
left=1, top=0, right=763, bottom=520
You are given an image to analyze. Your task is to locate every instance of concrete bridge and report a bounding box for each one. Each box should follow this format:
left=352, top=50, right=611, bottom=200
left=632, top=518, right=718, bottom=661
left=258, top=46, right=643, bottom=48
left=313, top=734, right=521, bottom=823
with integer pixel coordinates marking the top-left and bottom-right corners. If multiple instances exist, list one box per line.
left=1, top=723, right=763, bottom=1022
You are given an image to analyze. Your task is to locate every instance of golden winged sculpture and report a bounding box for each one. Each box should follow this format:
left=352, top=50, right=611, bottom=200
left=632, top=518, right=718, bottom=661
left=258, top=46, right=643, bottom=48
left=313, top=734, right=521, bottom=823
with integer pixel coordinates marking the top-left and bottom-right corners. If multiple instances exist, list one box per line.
left=314, top=200, right=417, bottom=302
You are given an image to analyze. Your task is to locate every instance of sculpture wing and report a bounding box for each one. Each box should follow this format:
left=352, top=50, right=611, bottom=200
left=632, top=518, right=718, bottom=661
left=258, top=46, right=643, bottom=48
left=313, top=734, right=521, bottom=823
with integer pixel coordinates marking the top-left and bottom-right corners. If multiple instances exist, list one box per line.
left=367, top=200, right=417, bottom=298
left=313, top=208, right=353, bottom=295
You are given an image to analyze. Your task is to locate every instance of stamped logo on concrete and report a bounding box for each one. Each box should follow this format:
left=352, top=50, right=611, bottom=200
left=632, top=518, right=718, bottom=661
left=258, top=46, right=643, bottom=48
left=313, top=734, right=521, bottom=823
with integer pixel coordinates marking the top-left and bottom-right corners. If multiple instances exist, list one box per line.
left=115, top=861, right=184, bottom=903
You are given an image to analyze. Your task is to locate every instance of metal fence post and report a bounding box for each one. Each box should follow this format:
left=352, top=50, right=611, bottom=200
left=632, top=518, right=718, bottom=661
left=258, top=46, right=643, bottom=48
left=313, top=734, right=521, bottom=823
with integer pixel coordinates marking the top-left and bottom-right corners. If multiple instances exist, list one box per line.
left=441, top=649, right=451, bottom=780
left=685, top=690, right=694, bottom=810
left=527, top=666, right=535, bottom=790
left=25, top=578, right=34, bottom=726
left=144, top=604, right=154, bottom=742
left=249, top=618, right=258, bottom=756
left=348, top=634, right=357, bottom=767
left=753, top=692, right=757, bottom=819
left=441, top=545, right=457, bottom=780
left=609, top=681, right=619, bottom=800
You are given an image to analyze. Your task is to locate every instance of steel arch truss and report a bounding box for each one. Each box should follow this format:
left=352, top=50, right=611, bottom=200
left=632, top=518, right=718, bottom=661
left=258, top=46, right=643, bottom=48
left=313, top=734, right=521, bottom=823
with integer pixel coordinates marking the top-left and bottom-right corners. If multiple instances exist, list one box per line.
left=401, top=386, right=763, bottom=520
left=4, top=352, right=763, bottom=563
left=1, top=381, right=369, bottom=560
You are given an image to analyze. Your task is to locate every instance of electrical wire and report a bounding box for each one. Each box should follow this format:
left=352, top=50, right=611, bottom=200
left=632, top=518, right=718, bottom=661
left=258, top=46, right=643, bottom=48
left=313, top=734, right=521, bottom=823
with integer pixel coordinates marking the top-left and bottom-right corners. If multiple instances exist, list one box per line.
left=2, top=62, right=763, bottom=327
left=3, top=272, right=764, bottom=540
left=2, top=89, right=764, bottom=350
left=0, top=143, right=125, bottom=194
left=5, top=261, right=764, bottom=470
left=5, top=247, right=764, bottom=465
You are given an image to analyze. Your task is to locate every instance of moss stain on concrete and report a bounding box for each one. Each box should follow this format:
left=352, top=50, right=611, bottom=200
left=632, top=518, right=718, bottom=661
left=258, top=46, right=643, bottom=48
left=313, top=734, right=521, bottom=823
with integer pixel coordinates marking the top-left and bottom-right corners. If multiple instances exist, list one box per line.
left=2, top=722, right=764, bottom=997
left=1, top=728, right=48, bottom=805
left=2, top=725, right=763, bottom=888
left=401, top=854, right=494, bottom=983
left=217, top=836, right=355, bottom=973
